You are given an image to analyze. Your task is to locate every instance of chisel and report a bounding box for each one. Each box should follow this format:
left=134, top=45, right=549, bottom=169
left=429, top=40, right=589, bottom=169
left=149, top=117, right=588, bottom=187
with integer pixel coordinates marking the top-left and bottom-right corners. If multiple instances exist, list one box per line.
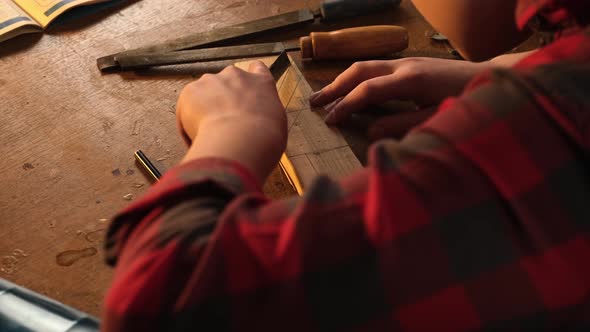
left=97, top=0, right=402, bottom=71
left=112, top=25, right=408, bottom=70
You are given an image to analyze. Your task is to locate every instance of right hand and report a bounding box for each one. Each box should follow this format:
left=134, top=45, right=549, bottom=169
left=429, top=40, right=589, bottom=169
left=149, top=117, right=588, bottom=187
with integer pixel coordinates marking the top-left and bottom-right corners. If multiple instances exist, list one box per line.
left=176, top=61, right=287, bottom=184
left=309, top=57, right=492, bottom=125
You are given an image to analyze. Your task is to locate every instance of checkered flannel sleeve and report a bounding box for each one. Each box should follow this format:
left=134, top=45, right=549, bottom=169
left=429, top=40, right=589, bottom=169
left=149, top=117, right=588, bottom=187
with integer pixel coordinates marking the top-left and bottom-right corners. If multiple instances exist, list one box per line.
left=101, top=35, right=590, bottom=332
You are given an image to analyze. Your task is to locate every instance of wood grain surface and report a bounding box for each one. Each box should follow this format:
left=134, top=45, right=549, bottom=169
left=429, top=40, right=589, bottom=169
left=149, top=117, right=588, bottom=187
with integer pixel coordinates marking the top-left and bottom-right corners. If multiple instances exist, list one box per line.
left=0, top=0, right=540, bottom=317
left=279, top=56, right=362, bottom=189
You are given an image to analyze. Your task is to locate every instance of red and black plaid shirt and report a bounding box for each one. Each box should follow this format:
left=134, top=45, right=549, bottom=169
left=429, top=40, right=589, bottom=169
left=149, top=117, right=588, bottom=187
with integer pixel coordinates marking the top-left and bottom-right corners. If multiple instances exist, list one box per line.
left=102, top=1, right=590, bottom=331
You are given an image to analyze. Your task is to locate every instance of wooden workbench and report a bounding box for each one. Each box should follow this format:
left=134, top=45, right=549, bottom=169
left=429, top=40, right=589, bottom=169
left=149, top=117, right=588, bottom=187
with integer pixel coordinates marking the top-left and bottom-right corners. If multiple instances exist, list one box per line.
left=0, top=0, right=538, bottom=317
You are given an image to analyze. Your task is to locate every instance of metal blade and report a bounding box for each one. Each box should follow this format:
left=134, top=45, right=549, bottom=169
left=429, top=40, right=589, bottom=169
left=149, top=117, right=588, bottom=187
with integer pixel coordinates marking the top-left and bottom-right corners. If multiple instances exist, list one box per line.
left=98, top=9, right=315, bottom=72
left=115, top=41, right=299, bottom=70
left=269, top=51, right=290, bottom=82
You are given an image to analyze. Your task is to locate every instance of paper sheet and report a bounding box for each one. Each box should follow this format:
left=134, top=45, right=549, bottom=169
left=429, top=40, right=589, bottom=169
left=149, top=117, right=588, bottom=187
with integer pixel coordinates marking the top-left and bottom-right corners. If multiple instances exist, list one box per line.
left=0, top=0, right=39, bottom=43
left=13, top=0, right=106, bottom=27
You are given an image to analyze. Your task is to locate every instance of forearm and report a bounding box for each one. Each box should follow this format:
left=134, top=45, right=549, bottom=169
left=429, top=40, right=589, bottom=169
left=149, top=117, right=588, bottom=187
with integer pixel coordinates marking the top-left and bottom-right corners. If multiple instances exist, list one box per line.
left=102, top=152, right=373, bottom=331
left=102, top=158, right=262, bottom=330
left=488, top=50, right=537, bottom=67
left=181, top=120, right=285, bottom=186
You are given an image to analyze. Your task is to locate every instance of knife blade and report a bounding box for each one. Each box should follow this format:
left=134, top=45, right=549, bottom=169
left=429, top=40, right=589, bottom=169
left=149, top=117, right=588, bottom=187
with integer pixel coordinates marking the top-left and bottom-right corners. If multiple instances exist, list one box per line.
left=269, top=51, right=290, bottom=82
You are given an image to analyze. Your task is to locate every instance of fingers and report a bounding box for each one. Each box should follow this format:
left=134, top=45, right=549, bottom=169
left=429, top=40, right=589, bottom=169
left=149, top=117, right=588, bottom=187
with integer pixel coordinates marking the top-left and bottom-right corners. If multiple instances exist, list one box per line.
left=324, top=75, right=402, bottom=124
left=310, top=61, right=394, bottom=107
left=175, top=85, right=197, bottom=146
left=248, top=60, right=272, bottom=77
left=219, top=62, right=271, bottom=78
left=217, top=63, right=273, bottom=89
left=368, top=107, right=436, bottom=141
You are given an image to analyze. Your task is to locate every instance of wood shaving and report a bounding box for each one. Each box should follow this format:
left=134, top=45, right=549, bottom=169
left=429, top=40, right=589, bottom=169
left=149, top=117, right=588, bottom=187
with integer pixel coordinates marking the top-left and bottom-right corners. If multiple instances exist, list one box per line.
left=123, top=194, right=134, bottom=201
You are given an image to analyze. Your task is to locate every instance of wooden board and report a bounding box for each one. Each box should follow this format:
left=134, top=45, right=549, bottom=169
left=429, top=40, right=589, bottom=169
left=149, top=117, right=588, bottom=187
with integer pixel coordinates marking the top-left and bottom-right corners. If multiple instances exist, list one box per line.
left=236, top=56, right=362, bottom=193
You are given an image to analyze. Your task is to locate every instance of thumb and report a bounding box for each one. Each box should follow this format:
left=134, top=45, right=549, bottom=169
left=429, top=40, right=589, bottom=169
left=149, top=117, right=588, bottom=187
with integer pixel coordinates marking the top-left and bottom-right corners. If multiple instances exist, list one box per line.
left=248, top=60, right=271, bottom=76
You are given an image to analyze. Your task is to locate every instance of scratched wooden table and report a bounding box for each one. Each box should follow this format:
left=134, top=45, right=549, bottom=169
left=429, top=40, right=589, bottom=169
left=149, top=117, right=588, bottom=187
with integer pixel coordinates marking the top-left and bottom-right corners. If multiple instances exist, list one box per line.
left=0, top=0, right=539, bottom=317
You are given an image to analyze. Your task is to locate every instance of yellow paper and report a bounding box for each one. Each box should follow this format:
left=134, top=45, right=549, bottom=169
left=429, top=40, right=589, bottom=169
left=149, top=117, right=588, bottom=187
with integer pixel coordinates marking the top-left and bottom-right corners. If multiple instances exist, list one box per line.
left=0, top=0, right=40, bottom=42
left=13, top=0, right=107, bottom=27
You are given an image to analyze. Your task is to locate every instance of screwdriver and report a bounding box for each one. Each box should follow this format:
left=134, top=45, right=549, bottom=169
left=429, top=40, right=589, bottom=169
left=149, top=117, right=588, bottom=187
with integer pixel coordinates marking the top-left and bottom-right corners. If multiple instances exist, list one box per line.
left=113, top=25, right=408, bottom=70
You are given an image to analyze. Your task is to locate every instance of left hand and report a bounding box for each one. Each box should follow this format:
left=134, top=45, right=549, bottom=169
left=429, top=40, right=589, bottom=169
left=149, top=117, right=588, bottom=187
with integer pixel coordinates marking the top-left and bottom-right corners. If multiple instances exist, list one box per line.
left=176, top=61, right=287, bottom=184
left=309, top=58, right=490, bottom=125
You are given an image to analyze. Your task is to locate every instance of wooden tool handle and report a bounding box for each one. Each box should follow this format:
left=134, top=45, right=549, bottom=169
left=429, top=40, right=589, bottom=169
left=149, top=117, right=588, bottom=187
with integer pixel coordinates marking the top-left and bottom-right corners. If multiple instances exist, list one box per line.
left=300, top=25, right=408, bottom=60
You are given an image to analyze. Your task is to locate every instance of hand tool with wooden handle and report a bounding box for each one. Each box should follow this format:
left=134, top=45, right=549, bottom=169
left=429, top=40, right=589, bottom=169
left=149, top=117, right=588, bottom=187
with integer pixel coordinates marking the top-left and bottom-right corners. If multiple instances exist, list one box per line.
left=97, top=0, right=401, bottom=71
left=112, top=25, right=408, bottom=70
left=300, top=25, right=408, bottom=60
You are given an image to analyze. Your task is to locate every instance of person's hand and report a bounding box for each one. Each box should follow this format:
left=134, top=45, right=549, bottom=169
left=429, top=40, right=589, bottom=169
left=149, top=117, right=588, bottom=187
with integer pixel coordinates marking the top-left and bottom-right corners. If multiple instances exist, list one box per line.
left=309, top=57, right=492, bottom=125
left=176, top=61, right=287, bottom=184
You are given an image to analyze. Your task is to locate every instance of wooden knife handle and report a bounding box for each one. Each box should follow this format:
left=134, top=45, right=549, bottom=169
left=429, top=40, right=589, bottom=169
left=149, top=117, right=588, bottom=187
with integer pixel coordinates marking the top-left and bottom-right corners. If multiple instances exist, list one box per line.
left=300, top=25, right=408, bottom=60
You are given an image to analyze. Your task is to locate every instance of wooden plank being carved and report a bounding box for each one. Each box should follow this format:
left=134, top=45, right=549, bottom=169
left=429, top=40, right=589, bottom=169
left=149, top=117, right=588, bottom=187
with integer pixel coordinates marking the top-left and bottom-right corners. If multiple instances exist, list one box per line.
left=236, top=55, right=362, bottom=194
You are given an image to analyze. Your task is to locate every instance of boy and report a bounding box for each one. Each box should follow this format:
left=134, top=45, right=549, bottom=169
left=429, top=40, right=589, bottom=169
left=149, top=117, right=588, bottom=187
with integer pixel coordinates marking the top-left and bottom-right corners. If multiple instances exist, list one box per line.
left=103, top=0, right=590, bottom=330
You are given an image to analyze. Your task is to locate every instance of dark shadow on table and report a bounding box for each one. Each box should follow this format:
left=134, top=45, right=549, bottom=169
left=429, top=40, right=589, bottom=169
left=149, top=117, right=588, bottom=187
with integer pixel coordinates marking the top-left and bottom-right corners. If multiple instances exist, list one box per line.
left=0, top=33, right=43, bottom=58
left=46, top=0, right=140, bottom=33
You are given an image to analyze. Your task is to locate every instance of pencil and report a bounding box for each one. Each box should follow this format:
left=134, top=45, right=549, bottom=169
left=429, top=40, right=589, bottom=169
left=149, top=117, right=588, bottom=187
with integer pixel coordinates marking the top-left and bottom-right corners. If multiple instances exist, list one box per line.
left=134, top=150, right=162, bottom=182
